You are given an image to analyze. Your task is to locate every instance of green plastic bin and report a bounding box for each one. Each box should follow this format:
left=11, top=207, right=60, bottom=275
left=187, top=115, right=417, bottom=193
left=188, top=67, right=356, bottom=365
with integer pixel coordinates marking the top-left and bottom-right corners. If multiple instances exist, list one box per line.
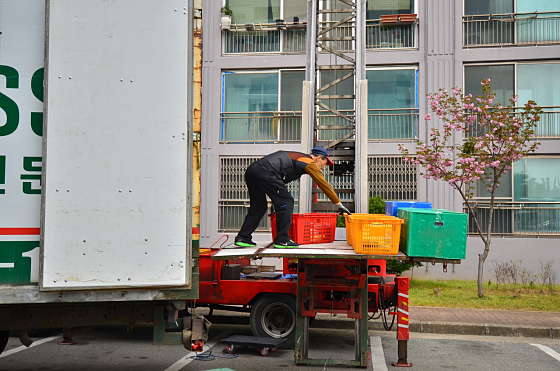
left=397, top=208, right=468, bottom=259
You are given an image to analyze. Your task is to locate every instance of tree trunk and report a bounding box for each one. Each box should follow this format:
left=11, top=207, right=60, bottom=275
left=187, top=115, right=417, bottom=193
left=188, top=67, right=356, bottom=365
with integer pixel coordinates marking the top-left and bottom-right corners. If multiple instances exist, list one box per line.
left=477, top=237, right=492, bottom=297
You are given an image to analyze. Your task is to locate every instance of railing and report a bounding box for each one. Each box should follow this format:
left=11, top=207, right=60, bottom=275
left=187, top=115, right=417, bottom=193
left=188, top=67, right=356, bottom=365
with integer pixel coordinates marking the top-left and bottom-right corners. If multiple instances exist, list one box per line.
left=317, top=21, right=355, bottom=52
left=368, top=108, right=418, bottom=140
left=366, top=19, right=417, bottom=49
left=463, top=11, right=560, bottom=47
left=466, top=106, right=560, bottom=138
left=223, top=19, right=419, bottom=53
left=316, top=109, right=355, bottom=142
left=465, top=201, right=560, bottom=237
left=220, top=111, right=302, bottom=143
left=223, top=22, right=306, bottom=54
left=535, top=108, right=560, bottom=137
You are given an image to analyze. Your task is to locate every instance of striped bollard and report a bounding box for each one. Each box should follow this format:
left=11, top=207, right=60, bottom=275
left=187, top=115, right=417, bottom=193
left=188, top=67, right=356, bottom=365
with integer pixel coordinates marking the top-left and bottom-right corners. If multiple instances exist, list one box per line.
left=392, top=276, right=412, bottom=367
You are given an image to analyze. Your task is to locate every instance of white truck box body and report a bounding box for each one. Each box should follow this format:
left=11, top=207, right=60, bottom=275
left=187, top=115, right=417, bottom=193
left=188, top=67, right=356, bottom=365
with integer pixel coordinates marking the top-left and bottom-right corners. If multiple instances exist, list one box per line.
left=0, top=0, right=193, bottom=300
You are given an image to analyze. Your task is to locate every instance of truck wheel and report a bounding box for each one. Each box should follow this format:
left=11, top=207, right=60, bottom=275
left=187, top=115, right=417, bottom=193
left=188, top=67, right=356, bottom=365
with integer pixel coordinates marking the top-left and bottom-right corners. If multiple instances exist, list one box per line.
left=0, top=331, right=9, bottom=355
left=250, top=295, right=295, bottom=347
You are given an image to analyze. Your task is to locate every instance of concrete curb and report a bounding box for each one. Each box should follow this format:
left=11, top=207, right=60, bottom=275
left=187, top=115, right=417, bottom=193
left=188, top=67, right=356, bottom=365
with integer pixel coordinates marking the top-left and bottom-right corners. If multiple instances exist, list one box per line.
left=311, top=318, right=560, bottom=339
left=205, top=313, right=560, bottom=339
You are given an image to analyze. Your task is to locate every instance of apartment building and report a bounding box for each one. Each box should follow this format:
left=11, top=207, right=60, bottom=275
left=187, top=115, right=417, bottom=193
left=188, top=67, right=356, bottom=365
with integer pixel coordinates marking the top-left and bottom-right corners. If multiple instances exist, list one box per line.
left=200, top=0, right=560, bottom=278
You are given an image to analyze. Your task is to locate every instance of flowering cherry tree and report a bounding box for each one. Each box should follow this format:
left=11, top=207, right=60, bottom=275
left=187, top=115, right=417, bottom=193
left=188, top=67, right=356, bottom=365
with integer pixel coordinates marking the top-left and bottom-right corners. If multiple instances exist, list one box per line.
left=399, top=79, right=541, bottom=297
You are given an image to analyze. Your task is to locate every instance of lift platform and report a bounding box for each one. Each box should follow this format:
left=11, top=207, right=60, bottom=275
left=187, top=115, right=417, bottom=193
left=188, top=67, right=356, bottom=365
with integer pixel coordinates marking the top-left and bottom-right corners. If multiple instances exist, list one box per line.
left=213, top=242, right=459, bottom=368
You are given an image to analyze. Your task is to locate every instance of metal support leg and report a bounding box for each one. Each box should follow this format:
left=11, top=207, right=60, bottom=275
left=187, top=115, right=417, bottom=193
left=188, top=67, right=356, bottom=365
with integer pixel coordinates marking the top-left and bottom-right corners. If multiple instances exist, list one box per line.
left=152, top=304, right=182, bottom=345
left=58, top=328, right=76, bottom=345
left=357, top=259, right=369, bottom=367
left=294, top=259, right=308, bottom=363
left=295, top=258, right=369, bottom=368
left=392, top=277, right=412, bottom=367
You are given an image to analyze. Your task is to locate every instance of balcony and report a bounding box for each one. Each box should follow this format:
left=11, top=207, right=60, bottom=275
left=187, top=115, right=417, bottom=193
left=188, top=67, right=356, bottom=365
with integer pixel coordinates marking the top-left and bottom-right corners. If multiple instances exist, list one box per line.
left=366, top=18, right=418, bottom=49
left=466, top=201, right=560, bottom=237
left=466, top=106, right=560, bottom=138
left=368, top=108, right=419, bottom=140
left=222, top=18, right=419, bottom=53
left=222, top=22, right=306, bottom=54
left=220, top=111, right=302, bottom=143
left=463, top=11, right=560, bottom=47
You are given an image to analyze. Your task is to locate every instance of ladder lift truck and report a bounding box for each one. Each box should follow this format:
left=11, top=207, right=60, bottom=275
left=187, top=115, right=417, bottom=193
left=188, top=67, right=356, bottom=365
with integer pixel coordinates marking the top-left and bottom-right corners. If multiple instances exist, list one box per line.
left=197, top=0, right=460, bottom=367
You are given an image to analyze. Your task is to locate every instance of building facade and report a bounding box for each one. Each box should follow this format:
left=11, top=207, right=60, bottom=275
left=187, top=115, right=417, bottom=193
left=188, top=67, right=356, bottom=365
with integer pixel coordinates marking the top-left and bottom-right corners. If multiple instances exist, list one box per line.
left=201, top=0, right=560, bottom=279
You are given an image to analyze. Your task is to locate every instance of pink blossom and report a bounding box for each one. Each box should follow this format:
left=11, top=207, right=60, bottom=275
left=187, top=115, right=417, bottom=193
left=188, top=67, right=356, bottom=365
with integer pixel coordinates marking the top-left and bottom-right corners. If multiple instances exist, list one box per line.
left=424, top=114, right=432, bottom=120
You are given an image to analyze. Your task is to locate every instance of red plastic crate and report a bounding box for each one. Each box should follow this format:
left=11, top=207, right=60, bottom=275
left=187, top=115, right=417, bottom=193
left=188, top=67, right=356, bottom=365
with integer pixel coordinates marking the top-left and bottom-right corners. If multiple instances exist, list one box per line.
left=270, top=213, right=338, bottom=245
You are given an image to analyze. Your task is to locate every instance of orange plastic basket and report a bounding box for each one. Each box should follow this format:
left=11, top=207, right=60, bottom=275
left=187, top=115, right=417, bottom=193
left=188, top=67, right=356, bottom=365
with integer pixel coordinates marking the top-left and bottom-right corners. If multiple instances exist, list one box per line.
left=344, top=214, right=403, bottom=255
left=270, top=213, right=338, bottom=245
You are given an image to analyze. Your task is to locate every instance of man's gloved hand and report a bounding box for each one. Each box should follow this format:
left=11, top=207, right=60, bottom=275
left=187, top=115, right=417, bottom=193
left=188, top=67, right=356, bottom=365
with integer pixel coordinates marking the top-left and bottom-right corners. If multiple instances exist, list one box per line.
left=335, top=202, right=351, bottom=215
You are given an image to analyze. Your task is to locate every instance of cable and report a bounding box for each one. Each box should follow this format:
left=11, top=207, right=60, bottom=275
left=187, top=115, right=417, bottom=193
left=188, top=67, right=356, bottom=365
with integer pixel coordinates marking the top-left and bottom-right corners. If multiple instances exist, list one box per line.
left=189, top=350, right=239, bottom=361
left=208, top=234, right=229, bottom=249
left=381, top=305, right=396, bottom=331
left=378, top=285, right=396, bottom=331
left=369, top=310, right=382, bottom=320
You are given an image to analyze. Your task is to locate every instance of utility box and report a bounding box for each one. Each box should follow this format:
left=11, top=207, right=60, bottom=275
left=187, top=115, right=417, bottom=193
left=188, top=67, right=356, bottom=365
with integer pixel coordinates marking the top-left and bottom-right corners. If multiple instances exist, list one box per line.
left=385, top=201, right=432, bottom=217
left=398, top=208, right=468, bottom=259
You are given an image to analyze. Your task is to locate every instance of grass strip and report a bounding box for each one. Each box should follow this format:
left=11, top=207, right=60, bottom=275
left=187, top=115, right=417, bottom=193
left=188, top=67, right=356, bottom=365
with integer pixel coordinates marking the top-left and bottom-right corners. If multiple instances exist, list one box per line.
left=410, top=279, right=560, bottom=312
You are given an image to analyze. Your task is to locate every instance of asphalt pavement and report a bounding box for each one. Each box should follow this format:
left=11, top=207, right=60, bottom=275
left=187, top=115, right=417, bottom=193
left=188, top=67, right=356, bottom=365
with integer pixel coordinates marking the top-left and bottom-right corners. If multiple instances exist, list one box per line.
left=1, top=324, right=559, bottom=371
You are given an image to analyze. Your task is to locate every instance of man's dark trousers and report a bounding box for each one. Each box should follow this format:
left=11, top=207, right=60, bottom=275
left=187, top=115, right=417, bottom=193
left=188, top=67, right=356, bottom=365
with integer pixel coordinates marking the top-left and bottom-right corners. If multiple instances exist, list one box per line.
left=237, top=162, right=294, bottom=243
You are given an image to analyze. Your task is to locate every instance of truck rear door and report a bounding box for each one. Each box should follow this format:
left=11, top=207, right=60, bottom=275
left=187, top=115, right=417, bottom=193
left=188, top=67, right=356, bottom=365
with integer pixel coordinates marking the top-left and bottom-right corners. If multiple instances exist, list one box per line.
left=40, top=0, right=192, bottom=290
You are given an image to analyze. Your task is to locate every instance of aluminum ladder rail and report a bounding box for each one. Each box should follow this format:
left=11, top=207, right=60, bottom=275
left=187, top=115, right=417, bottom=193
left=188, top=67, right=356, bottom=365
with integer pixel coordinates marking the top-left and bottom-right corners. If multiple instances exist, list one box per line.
left=301, top=0, right=368, bottom=213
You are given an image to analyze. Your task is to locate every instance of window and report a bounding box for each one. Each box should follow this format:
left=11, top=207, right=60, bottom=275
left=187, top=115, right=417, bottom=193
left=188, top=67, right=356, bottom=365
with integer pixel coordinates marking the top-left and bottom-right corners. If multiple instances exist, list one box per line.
left=221, top=70, right=304, bottom=142
left=517, top=64, right=560, bottom=127
left=367, top=0, right=414, bottom=20
left=464, top=62, right=560, bottom=137
left=468, top=157, right=560, bottom=235
left=219, top=156, right=299, bottom=232
left=284, top=0, right=307, bottom=23
left=223, top=0, right=307, bottom=54
left=516, top=0, right=560, bottom=44
left=226, top=0, right=280, bottom=25
left=513, top=158, right=560, bottom=234
left=514, top=158, right=560, bottom=202
left=475, top=169, right=512, bottom=198
left=463, top=0, right=560, bottom=46
left=464, top=0, right=512, bottom=15
left=366, top=0, right=417, bottom=49
left=367, top=68, right=418, bottom=139
left=464, top=65, right=514, bottom=105
left=368, top=156, right=417, bottom=201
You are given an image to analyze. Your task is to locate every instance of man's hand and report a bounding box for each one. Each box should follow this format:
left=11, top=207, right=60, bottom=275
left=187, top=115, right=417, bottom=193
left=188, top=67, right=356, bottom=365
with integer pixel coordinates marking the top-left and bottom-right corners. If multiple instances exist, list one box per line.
left=335, top=202, right=351, bottom=215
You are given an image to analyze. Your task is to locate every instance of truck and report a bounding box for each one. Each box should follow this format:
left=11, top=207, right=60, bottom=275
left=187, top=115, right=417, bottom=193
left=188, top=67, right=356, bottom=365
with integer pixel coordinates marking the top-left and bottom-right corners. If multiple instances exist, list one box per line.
left=0, top=0, right=201, bottom=353
left=1, top=0, right=400, bottom=355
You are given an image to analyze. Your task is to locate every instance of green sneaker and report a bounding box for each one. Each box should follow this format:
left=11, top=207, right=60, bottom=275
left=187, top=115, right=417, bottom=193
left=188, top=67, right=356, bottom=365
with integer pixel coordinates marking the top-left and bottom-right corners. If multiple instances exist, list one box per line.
left=234, top=239, right=257, bottom=248
left=273, top=240, right=299, bottom=248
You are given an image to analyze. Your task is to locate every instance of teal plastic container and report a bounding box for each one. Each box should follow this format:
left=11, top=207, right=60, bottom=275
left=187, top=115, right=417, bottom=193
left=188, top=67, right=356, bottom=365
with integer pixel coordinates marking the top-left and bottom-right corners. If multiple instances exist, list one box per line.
left=397, top=208, right=468, bottom=259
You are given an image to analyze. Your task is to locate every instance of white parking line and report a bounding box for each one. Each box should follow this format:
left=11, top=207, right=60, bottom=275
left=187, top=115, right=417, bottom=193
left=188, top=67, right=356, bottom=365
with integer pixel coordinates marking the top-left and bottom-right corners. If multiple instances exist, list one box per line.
left=531, top=343, right=560, bottom=363
left=164, top=341, right=216, bottom=371
left=0, top=336, right=60, bottom=359
left=369, top=336, right=388, bottom=371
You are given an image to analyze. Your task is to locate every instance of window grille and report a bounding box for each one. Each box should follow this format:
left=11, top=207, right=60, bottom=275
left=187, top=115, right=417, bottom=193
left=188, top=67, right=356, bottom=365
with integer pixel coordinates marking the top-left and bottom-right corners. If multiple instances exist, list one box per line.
left=219, top=156, right=300, bottom=232
left=368, top=156, right=417, bottom=200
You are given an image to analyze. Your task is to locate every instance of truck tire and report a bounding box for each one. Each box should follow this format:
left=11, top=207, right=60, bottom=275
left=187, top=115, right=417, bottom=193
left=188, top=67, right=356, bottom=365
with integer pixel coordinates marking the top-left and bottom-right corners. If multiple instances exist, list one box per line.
left=0, top=331, right=9, bottom=355
left=250, top=295, right=295, bottom=347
